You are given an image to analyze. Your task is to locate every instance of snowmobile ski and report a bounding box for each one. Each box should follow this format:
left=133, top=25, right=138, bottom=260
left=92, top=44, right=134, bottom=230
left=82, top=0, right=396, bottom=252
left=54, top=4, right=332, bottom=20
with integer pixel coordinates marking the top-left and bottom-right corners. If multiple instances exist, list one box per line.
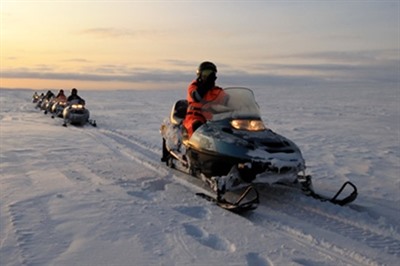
left=297, top=175, right=358, bottom=206
left=196, top=186, right=260, bottom=214
left=88, top=119, right=97, bottom=127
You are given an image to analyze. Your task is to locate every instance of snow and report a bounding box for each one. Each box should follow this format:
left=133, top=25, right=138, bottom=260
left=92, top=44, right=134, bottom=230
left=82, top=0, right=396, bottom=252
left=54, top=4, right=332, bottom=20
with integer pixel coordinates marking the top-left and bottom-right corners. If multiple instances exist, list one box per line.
left=1, top=86, right=399, bottom=266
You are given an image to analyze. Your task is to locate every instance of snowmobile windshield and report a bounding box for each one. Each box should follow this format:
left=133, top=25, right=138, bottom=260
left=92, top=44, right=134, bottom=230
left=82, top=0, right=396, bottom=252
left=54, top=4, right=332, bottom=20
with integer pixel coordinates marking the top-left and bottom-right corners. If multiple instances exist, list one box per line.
left=204, top=87, right=262, bottom=121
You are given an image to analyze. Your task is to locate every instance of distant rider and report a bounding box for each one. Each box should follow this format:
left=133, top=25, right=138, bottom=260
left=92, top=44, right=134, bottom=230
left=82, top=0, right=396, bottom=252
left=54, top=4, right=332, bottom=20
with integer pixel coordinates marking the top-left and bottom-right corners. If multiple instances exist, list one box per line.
left=55, top=89, right=67, bottom=102
left=62, top=88, right=86, bottom=126
left=42, top=90, right=55, bottom=113
left=49, top=89, right=68, bottom=117
left=45, top=90, right=55, bottom=100
left=67, top=88, right=85, bottom=104
left=32, top=92, right=39, bottom=103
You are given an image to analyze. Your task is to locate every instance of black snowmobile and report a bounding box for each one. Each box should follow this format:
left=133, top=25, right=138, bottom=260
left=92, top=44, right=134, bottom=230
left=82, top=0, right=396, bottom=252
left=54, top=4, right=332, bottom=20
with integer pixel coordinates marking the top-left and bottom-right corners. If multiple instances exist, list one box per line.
left=32, top=92, right=40, bottom=103
left=62, top=100, right=96, bottom=127
left=160, top=87, right=357, bottom=213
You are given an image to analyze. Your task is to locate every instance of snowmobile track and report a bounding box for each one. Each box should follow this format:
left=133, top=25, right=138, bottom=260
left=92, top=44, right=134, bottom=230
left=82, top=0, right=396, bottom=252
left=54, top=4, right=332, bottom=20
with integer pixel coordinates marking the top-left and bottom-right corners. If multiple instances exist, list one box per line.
left=82, top=128, right=398, bottom=265
left=83, top=128, right=168, bottom=177
left=256, top=186, right=400, bottom=259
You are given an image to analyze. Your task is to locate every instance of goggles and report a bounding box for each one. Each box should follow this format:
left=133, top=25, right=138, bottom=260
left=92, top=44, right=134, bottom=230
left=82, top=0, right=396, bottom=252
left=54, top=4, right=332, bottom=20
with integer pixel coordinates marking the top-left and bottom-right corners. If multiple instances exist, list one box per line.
left=200, top=69, right=216, bottom=79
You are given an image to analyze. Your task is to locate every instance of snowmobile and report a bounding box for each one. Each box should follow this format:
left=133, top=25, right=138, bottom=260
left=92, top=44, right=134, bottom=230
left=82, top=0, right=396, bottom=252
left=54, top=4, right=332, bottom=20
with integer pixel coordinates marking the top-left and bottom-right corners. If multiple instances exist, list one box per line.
left=38, top=96, right=52, bottom=111
left=51, top=101, right=67, bottom=118
left=34, top=94, right=45, bottom=109
left=160, top=87, right=357, bottom=213
left=44, top=98, right=58, bottom=115
left=37, top=91, right=55, bottom=111
left=62, top=100, right=96, bottom=127
left=32, top=92, right=40, bottom=103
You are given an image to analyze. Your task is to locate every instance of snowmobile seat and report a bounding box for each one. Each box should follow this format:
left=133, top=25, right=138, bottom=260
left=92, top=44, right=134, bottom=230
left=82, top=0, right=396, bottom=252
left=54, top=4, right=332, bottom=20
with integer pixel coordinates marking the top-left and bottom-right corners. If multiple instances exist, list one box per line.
left=171, top=99, right=188, bottom=125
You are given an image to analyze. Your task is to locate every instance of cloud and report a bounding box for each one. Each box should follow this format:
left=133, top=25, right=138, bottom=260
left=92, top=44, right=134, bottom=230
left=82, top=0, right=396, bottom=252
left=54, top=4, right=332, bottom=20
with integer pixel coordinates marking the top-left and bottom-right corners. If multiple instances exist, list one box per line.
left=62, top=58, right=91, bottom=63
left=1, top=68, right=192, bottom=83
left=249, top=49, right=399, bottom=85
left=2, top=49, right=398, bottom=90
left=78, top=27, right=157, bottom=38
left=161, top=59, right=198, bottom=68
left=4, top=56, right=19, bottom=60
left=2, top=66, right=395, bottom=90
left=266, top=61, right=398, bottom=84
left=266, top=49, right=397, bottom=64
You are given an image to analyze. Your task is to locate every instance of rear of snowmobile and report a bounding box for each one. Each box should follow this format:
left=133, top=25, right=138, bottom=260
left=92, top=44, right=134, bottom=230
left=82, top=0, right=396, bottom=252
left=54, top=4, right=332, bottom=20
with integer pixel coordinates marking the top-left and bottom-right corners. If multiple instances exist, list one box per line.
left=160, top=87, right=357, bottom=213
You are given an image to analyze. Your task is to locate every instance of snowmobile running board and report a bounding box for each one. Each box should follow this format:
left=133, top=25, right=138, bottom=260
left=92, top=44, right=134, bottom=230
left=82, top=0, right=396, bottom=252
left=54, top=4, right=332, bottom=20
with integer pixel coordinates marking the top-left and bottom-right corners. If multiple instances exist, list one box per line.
left=298, top=176, right=358, bottom=206
left=196, top=186, right=260, bottom=214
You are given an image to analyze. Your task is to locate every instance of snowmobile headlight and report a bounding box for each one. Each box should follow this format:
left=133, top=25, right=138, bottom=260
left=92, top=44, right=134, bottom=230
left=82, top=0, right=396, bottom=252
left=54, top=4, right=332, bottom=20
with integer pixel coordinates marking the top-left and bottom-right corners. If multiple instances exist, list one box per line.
left=71, top=104, right=83, bottom=109
left=231, top=119, right=266, bottom=131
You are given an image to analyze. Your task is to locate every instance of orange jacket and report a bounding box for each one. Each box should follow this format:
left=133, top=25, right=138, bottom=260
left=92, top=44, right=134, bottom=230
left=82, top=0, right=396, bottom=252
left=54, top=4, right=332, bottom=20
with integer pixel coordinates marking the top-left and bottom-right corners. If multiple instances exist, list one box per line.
left=55, top=95, right=67, bottom=102
left=183, top=80, right=226, bottom=137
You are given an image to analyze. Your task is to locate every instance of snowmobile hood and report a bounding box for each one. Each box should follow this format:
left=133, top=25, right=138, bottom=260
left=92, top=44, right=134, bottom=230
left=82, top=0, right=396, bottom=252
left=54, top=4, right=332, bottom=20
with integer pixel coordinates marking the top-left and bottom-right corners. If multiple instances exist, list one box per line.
left=189, top=121, right=304, bottom=164
left=187, top=87, right=305, bottom=169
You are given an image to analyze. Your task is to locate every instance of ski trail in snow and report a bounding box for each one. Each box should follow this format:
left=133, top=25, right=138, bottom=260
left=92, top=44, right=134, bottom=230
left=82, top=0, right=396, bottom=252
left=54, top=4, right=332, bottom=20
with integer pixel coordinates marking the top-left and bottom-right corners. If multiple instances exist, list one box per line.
left=256, top=186, right=400, bottom=261
left=79, top=127, right=400, bottom=262
left=182, top=223, right=236, bottom=252
left=245, top=252, right=273, bottom=266
left=85, top=130, right=390, bottom=265
left=79, top=127, right=397, bottom=265
left=3, top=88, right=398, bottom=266
left=84, top=128, right=168, bottom=177
left=173, top=205, right=211, bottom=220
left=8, top=194, right=72, bottom=266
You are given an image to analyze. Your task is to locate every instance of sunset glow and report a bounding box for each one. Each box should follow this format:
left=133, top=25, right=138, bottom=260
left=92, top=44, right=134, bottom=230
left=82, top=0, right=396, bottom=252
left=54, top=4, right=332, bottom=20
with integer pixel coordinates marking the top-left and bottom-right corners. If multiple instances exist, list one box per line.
left=1, top=1, right=398, bottom=90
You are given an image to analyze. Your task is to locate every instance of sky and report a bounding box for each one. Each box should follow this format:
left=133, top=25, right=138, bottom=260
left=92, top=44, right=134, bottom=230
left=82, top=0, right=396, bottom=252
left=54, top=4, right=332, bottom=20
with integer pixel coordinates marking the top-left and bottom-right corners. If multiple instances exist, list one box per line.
left=0, top=0, right=399, bottom=90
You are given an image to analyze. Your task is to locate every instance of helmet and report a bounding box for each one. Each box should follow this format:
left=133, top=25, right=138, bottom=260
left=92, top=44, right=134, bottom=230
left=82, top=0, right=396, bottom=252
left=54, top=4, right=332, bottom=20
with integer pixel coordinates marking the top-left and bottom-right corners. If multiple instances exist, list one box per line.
left=196, top=61, right=217, bottom=77
left=71, top=88, right=77, bottom=95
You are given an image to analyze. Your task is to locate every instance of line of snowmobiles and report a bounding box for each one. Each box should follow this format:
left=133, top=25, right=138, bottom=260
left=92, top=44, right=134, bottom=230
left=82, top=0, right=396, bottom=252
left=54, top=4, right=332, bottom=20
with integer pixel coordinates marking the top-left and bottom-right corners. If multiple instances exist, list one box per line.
left=160, top=87, right=358, bottom=213
left=32, top=91, right=97, bottom=127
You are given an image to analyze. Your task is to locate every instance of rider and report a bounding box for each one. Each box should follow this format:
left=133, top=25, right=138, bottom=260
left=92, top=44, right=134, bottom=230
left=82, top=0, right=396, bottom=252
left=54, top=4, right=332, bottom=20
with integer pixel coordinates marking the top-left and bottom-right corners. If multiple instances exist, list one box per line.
left=32, top=91, right=39, bottom=102
left=42, top=90, right=55, bottom=113
left=182, top=61, right=227, bottom=137
left=67, top=88, right=85, bottom=104
left=55, top=89, right=67, bottom=102
left=62, top=88, right=86, bottom=126
left=49, top=89, right=68, bottom=117
left=45, top=90, right=55, bottom=100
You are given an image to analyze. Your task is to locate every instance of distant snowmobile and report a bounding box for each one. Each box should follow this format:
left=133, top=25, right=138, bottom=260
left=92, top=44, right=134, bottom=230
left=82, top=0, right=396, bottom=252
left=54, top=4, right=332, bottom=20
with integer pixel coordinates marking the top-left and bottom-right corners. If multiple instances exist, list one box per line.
left=160, top=87, right=357, bottom=213
left=51, top=101, right=67, bottom=118
left=62, top=101, right=96, bottom=127
left=32, top=92, right=40, bottom=103
left=38, top=97, right=52, bottom=111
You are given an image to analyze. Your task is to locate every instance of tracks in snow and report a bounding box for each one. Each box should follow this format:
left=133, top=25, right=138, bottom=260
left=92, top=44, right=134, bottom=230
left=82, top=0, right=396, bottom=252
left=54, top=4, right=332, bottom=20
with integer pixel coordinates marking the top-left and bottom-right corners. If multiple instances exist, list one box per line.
left=82, top=127, right=399, bottom=265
